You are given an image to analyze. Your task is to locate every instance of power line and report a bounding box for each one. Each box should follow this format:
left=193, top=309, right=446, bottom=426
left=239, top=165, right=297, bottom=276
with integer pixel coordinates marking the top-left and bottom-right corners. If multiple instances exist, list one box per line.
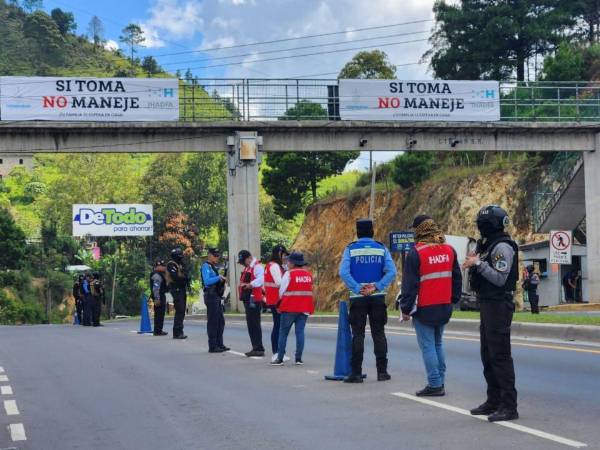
left=152, top=19, right=433, bottom=58
left=292, top=62, right=424, bottom=78
left=161, top=30, right=430, bottom=67
left=178, top=38, right=429, bottom=72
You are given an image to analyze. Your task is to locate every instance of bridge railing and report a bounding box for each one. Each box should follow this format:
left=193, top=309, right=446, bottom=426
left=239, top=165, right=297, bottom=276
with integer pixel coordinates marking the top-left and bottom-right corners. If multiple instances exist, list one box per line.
left=178, top=79, right=600, bottom=122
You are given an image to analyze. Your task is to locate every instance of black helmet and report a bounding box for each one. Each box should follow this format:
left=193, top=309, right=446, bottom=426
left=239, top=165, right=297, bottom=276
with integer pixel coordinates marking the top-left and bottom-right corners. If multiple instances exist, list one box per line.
left=476, top=205, right=509, bottom=237
left=93, top=272, right=100, bottom=279
left=526, top=264, right=535, bottom=272
left=238, top=249, right=251, bottom=265
left=171, top=247, right=184, bottom=261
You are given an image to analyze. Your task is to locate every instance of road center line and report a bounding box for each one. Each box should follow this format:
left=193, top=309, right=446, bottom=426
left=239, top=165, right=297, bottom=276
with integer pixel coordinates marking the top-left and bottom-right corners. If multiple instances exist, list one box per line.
left=0, top=375, right=8, bottom=383
left=0, top=386, right=13, bottom=396
left=3, top=400, right=19, bottom=416
left=227, top=350, right=246, bottom=357
left=391, top=392, right=587, bottom=448
left=8, top=423, right=26, bottom=441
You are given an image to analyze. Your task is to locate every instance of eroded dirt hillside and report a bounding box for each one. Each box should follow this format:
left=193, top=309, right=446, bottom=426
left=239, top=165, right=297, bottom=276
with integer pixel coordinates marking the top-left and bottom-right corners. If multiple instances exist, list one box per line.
left=294, top=167, right=541, bottom=311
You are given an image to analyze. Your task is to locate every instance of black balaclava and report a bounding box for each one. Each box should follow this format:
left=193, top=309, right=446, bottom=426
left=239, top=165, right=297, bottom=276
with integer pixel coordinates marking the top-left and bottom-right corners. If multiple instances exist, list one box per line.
left=356, top=219, right=374, bottom=239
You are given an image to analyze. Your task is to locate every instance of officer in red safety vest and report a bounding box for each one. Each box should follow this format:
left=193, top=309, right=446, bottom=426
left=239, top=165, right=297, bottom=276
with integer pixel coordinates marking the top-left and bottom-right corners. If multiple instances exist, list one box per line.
left=264, top=245, right=289, bottom=362
left=400, top=215, right=462, bottom=397
left=238, top=249, right=266, bottom=357
left=271, top=251, right=314, bottom=366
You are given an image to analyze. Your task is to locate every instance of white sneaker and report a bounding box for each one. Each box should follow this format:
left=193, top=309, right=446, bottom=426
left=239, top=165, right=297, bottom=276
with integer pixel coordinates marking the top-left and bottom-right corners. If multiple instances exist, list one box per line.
left=271, top=354, right=279, bottom=363
left=283, top=355, right=291, bottom=362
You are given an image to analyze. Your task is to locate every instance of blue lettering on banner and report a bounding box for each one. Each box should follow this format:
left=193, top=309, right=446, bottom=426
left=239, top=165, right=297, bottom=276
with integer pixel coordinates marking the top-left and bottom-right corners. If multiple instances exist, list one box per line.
left=390, top=231, right=415, bottom=253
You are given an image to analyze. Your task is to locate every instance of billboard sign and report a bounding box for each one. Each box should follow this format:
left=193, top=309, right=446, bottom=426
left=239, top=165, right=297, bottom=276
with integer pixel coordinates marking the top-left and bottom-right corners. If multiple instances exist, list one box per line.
left=549, top=230, right=572, bottom=265
left=72, top=204, right=153, bottom=237
left=0, top=77, right=179, bottom=121
left=389, top=231, right=415, bottom=253
left=339, top=79, right=500, bottom=121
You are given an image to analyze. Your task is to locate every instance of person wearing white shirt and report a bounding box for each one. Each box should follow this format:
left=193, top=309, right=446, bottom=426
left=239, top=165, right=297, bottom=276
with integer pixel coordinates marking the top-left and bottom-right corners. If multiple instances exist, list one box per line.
left=264, top=245, right=289, bottom=362
left=238, top=250, right=266, bottom=357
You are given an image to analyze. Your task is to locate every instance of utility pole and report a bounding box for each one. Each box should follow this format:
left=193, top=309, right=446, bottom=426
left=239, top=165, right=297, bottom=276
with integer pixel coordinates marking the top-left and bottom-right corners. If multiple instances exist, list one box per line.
left=110, top=257, right=117, bottom=319
left=369, top=161, right=377, bottom=220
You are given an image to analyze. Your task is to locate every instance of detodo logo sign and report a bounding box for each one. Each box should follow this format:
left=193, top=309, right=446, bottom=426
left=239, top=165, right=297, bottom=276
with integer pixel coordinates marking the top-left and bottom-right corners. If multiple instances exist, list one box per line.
left=74, top=207, right=151, bottom=225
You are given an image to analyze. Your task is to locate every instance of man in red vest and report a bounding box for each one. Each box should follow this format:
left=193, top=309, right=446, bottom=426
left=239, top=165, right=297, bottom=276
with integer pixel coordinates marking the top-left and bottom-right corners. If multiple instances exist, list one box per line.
left=238, top=249, right=266, bottom=357
left=400, top=215, right=462, bottom=396
left=271, top=251, right=314, bottom=366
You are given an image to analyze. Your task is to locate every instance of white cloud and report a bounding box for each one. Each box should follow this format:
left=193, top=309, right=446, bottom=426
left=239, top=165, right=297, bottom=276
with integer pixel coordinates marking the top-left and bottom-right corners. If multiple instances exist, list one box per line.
left=140, top=0, right=205, bottom=48
left=104, top=39, right=120, bottom=51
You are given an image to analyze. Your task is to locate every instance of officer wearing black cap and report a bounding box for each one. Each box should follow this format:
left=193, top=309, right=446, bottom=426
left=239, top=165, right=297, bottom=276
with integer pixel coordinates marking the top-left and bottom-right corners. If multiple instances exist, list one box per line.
left=339, top=219, right=397, bottom=383
left=462, top=205, right=519, bottom=422
left=167, top=247, right=189, bottom=339
left=201, top=248, right=229, bottom=353
left=150, top=259, right=168, bottom=336
left=91, top=272, right=105, bottom=327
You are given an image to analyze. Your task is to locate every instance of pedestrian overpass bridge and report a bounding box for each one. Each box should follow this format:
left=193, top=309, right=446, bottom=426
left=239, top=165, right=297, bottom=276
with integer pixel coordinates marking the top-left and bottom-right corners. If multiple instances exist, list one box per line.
left=2, top=79, right=600, bottom=304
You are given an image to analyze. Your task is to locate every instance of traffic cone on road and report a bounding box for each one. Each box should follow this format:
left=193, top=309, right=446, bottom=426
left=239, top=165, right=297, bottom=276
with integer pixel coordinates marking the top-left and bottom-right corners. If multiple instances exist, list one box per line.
left=138, top=294, right=153, bottom=334
left=324, top=300, right=355, bottom=380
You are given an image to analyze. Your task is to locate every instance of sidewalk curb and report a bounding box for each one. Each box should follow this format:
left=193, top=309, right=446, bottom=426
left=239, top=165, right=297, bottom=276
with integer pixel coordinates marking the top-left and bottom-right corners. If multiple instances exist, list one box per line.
left=188, top=314, right=600, bottom=344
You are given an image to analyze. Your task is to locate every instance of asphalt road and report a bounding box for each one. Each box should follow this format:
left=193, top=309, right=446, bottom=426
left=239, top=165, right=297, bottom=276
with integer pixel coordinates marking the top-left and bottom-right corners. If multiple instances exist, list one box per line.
left=0, top=316, right=598, bottom=450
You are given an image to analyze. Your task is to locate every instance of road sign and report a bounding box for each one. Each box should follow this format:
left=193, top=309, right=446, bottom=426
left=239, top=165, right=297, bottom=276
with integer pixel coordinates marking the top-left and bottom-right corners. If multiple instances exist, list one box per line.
left=550, top=230, right=572, bottom=265
left=390, top=231, right=415, bottom=253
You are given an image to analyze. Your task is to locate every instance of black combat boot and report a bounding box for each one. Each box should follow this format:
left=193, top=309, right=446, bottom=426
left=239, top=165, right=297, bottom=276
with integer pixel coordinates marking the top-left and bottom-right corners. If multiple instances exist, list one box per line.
left=470, top=402, right=499, bottom=416
left=488, top=409, right=519, bottom=422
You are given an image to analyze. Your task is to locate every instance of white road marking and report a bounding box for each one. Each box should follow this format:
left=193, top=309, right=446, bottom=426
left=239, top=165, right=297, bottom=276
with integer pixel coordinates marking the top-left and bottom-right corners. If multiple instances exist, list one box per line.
left=306, top=370, right=319, bottom=375
left=3, top=400, right=19, bottom=416
left=0, top=386, right=13, bottom=395
left=8, top=423, right=26, bottom=441
left=391, top=392, right=587, bottom=448
left=0, top=367, right=4, bottom=373
left=0, top=375, right=8, bottom=382
left=227, top=350, right=246, bottom=357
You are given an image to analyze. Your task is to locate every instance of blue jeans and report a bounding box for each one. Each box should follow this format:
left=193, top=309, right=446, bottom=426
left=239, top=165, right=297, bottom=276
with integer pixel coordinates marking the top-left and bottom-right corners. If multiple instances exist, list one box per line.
left=413, top=317, right=446, bottom=388
left=277, top=313, right=308, bottom=361
left=270, top=307, right=281, bottom=354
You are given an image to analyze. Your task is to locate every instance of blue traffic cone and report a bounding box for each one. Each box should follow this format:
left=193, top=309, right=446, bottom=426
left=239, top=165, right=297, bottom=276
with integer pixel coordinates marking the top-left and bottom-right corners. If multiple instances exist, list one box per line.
left=138, top=294, right=153, bottom=334
left=325, top=300, right=355, bottom=380
left=73, top=311, right=80, bottom=325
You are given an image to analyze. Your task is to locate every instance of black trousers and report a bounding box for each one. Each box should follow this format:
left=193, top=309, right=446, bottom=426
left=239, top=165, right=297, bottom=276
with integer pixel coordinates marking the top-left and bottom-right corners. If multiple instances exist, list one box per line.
left=91, top=296, right=102, bottom=326
left=527, top=290, right=539, bottom=314
left=205, top=291, right=225, bottom=350
left=153, top=298, right=166, bottom=334
left=243, top=300, right=264, bottom=351
left=82, top=295, right=93, bottom=326
left=75, top=300, right=83, bottom=324
left=348, top=296, right=388, bottom=375
left=172, top=287, right=187, bottom=337
left=480, top=299, right=518, bottom=412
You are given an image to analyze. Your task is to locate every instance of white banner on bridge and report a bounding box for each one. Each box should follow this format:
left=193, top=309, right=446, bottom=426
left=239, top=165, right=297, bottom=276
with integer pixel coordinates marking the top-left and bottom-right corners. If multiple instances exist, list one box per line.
left=339, top=79, right=500, bottom=121
left=73, top=204, right=153, bottom=237
left=0, top=77, right=179, bottom=121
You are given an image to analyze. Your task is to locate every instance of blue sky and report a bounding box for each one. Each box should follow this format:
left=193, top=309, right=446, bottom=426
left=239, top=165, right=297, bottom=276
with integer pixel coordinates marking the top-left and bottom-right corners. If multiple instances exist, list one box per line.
left=42, top=0, right=440, bottom=168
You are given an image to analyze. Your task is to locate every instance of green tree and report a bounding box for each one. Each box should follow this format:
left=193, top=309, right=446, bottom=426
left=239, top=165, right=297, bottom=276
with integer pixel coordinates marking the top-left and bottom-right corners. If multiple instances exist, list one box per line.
left=571, top=0, right=600, bottom=43
left=391, top=152, right=434, bottom=188
left=22, top=0, right=43, bottom=13
left=0, top=208, right=27, bottom=270
left=263, top=101, right=358, bottom=219
left=541, top=42, right=586, bottom=81
left=23, top=11, right=64, bottom=69
left=120, top=23, right=145, bottom=64
left=141, top=56, right=161, bottom=75
left=87, top=16, right=104, bottom=49
left=50, top=8, right=75, bottom=36
left=338, top=50, right=396, bottom=79
left=425, top=0, right=575, bottom=81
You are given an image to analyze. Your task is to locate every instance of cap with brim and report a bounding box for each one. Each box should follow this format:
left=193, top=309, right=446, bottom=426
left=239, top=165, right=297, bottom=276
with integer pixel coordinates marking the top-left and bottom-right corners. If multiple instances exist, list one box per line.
left=287, top=251, right=307, bottom=266
left=208, top=248, right=220, bottom=257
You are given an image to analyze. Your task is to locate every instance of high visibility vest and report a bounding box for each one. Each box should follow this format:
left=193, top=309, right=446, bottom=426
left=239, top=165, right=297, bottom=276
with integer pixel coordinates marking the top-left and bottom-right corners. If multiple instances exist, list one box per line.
left=240, top=262, right=264, bottom=302
left=264, top=261, right=283, bottom=306
left=348, top=239, right=386, bottom=298
left=279, top=269, right=314, bottom=314
left=415, top=242, right=455, bottom=307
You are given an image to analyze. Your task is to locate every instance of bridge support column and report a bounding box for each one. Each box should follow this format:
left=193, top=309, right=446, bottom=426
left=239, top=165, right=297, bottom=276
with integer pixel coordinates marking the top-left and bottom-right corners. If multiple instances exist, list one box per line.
left=226, top=132, right=261, bottom=312
left=584, top=136, right=600, bottom=302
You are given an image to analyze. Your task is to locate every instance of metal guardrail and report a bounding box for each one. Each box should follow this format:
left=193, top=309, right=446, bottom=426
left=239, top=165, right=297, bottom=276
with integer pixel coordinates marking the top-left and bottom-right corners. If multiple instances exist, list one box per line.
left=532, top=152, right=584, bottom=232
left=178, top=79, right=600, bottom=122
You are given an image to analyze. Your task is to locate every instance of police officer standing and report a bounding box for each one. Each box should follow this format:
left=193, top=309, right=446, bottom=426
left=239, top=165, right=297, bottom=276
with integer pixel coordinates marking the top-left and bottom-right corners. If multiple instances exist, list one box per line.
left=167, top=247, right=189, bottom=340
left=81, top=273, right=93, bottom=327
left=463, top=205, right=519, bottom=422
left=150, top=259, right=169, bottom=336
left=339, top=219, right=397, bottom=383
left=72, top=275, right=84, bottom=325
left=201, top=248, right=229, bottom=353
left=523, top=265, right=540, bottom=314
left=91, top=272, right=105, bottom=327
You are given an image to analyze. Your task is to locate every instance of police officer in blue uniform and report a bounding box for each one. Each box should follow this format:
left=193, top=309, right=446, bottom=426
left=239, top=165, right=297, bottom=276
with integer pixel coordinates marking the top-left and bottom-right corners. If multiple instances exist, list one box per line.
left=339, top=219, right=397, bottom=383
left=463, top=205, right=519, bottom=422
left=201, top=248, right=229, bottom=353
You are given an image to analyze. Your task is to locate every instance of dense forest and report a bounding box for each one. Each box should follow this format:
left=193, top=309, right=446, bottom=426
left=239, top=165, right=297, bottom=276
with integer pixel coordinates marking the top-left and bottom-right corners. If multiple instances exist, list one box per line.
left=1, top=0, right=599, bottom=323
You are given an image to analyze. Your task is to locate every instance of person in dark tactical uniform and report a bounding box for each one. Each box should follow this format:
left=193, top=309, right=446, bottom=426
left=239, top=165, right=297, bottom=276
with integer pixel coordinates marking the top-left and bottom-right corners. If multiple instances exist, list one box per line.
left=201, top=248, right=229, bottom=353
left=91, top=273, right=105, bottom=327
left=73, top=275, right=84, bottom=325
left=150, top=259, right=169, bottom=336
left=82, top=273, right=93, bottom=326
left=167, top=247, right=189, bottom=340
left=463, top=205, right=519, bottom=422
left=523, top=265, right=540, bottom=314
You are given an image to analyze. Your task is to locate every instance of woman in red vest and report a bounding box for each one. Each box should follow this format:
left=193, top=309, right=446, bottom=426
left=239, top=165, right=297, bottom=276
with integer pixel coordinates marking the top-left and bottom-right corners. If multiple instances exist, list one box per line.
left=400, top=215, right=462, bottom=397
left=271, top=252, right=314, bottom=366
left=264, top=245, right=289, bottom=362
